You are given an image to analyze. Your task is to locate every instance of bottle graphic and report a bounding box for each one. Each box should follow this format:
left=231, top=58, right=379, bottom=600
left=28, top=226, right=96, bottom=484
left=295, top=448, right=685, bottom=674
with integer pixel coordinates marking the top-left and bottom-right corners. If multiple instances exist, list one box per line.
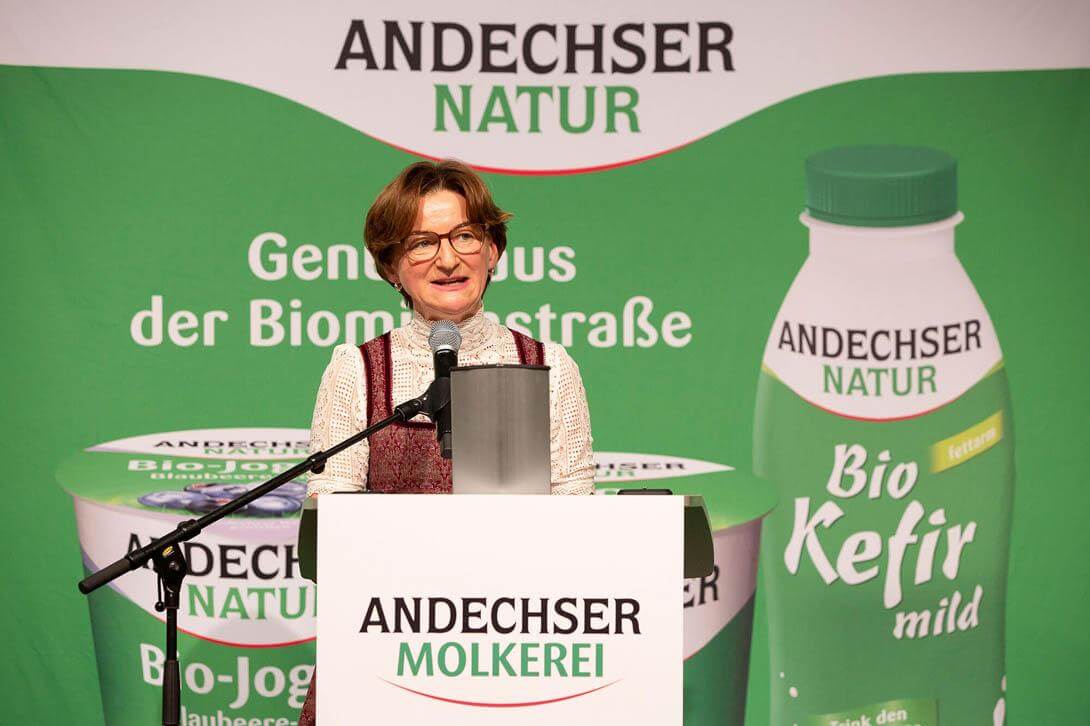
left=754, top=146, right=1013, bottom=725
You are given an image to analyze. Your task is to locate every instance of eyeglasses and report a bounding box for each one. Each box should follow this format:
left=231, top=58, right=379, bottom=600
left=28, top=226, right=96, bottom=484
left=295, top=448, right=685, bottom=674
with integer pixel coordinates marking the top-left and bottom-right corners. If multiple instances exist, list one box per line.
left=401, top=222, right=486, bottom=263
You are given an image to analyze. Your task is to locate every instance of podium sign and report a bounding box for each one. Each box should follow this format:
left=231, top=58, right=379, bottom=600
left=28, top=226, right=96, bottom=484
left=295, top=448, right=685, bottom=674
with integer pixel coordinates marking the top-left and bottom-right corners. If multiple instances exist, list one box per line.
left=318, top=495, right=683, bottom=725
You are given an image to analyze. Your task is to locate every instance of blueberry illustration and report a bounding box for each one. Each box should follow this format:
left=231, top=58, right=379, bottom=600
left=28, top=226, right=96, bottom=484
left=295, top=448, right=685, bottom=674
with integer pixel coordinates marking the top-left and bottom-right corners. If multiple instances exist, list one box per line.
left=139, top=490, right=210, bottom=511
left=185, top=496, right=225, bottom=514
left=187, top=483, right=249, bottom=500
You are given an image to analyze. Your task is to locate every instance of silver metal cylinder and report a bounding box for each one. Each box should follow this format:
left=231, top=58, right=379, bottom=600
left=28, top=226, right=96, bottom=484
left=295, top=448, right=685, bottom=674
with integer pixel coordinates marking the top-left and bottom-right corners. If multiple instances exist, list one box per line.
left=450, top=364, right=551, bottom=494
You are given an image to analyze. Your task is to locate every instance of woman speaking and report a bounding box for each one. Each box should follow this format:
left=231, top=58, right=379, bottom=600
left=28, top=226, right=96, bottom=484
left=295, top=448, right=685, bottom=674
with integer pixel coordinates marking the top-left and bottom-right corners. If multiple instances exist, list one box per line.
left=298, top=159, right=595, bottom=723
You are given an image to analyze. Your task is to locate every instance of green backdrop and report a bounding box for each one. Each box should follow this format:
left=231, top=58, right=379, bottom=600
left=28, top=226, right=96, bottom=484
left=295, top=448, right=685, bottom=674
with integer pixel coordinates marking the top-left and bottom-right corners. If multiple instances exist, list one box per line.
left=1, top=66, right=1088, bottom=723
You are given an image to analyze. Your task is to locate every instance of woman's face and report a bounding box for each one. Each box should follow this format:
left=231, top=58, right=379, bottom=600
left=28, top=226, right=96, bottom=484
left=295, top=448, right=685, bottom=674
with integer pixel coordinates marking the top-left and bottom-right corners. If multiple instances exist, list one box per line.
left=390, top=189, right=498, bottom=322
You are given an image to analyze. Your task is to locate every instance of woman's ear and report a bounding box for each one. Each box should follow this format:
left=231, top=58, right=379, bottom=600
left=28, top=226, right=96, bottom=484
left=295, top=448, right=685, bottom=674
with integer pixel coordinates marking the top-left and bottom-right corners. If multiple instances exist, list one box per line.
left=385, top=262, right=401, bottom=288
left=487, top=241, right=499, bottom=271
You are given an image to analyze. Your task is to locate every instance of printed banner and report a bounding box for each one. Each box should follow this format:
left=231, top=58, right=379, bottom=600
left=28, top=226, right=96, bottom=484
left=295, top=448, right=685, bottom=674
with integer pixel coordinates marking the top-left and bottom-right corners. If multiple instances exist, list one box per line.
left=2, top=0, right=1088, bottom=724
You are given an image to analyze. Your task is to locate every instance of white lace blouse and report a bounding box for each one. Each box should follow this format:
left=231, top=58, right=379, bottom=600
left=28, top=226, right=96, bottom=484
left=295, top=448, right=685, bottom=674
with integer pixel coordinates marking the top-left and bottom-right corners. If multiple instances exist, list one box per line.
left=306, top=309, right=595, bottom=496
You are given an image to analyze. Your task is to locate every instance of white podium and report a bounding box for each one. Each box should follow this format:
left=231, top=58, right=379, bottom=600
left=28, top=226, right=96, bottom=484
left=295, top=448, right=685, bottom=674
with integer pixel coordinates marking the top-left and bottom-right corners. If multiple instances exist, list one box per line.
left=316, top=494, right=684, bottom=725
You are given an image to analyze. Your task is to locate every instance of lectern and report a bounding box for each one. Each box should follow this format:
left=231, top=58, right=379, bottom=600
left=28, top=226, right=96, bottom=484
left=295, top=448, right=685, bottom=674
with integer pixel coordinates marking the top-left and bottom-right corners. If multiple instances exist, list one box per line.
left=296, top=365, right=703, bottom=723
left=316, top=494, right=684, bottom=725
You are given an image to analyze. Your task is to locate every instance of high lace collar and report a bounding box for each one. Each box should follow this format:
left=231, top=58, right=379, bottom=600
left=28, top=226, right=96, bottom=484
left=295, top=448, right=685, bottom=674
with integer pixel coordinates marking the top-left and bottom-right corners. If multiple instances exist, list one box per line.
left=406, top=307, right=495, bottom=354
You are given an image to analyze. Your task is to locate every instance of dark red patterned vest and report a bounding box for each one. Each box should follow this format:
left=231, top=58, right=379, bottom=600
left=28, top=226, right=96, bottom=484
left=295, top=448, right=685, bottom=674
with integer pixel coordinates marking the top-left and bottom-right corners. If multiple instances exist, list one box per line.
left=298, top=326, right=545, bottom=725
left=361, top=328, right=545, bottom=492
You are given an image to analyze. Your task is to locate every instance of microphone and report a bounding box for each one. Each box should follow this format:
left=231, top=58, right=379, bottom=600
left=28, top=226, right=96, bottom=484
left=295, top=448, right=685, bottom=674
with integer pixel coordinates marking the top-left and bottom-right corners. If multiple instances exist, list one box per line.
left=428, top=320, right=461, bottom=458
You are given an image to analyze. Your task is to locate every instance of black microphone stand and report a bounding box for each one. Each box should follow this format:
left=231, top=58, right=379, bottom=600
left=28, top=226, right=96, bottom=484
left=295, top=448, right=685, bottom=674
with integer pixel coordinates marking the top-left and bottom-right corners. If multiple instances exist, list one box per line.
left=77, top=381, right=449, bottom=726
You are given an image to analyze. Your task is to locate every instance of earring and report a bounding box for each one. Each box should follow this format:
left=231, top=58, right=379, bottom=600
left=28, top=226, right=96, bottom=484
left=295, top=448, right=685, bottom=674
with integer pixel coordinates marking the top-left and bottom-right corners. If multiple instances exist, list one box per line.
left=393, top=282, right=403, bottom=292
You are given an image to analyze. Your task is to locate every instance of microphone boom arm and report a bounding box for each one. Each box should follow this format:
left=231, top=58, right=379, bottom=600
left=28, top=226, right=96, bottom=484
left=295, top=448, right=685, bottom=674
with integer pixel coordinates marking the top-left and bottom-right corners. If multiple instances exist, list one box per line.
left=76, top=378, right=451, bottom=726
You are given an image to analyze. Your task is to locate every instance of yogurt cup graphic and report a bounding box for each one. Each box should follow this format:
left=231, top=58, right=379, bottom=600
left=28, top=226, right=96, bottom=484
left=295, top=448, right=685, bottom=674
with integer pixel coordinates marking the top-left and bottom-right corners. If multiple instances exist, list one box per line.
left=62, top=438, right=768, bottom=725
left=58, top=428, right=316, bottom=725
left=595, top=453, right=775, bottom=725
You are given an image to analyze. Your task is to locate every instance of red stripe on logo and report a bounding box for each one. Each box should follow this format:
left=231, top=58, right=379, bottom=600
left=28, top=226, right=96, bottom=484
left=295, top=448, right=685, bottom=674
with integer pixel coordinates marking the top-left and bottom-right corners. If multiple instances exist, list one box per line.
left=380, top=678, right=621, bottom=708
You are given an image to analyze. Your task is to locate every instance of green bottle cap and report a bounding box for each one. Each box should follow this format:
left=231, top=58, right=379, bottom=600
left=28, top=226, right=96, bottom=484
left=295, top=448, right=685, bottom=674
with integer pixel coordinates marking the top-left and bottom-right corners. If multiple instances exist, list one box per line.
left=805, top=145, right=958, bottom=227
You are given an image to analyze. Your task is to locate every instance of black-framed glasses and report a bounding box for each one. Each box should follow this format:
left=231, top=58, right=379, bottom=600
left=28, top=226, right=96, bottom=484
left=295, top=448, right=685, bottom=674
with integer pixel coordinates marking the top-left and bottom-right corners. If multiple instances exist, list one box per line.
left=402, top=222, right=486, bottom=263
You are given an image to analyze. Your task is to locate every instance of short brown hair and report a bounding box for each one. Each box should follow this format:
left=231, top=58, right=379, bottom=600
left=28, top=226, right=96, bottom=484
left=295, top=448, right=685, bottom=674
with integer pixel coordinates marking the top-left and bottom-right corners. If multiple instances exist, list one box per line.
left=365, top=159, right=511, bottom=307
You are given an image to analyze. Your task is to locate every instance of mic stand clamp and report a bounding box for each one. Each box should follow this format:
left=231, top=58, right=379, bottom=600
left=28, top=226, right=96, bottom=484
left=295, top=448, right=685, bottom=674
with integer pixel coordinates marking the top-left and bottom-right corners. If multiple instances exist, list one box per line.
left=395, top=377, right=449, bottom=422
left=152, top=545, right=188, bottom=725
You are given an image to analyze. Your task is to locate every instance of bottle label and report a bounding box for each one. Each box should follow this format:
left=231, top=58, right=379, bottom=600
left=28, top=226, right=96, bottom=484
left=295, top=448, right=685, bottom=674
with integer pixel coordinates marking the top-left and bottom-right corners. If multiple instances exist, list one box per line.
left=755, top=256, right=1012, bottom=723
left=763, top=285, right=1003, bottom=420
left=755, top=367, right=1012, bottom=722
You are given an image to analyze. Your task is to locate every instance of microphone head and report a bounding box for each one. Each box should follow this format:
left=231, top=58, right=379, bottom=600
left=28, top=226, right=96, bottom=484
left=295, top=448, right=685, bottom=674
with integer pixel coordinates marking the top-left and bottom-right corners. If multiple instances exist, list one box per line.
left=428, top=320, right=462, bottom=354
